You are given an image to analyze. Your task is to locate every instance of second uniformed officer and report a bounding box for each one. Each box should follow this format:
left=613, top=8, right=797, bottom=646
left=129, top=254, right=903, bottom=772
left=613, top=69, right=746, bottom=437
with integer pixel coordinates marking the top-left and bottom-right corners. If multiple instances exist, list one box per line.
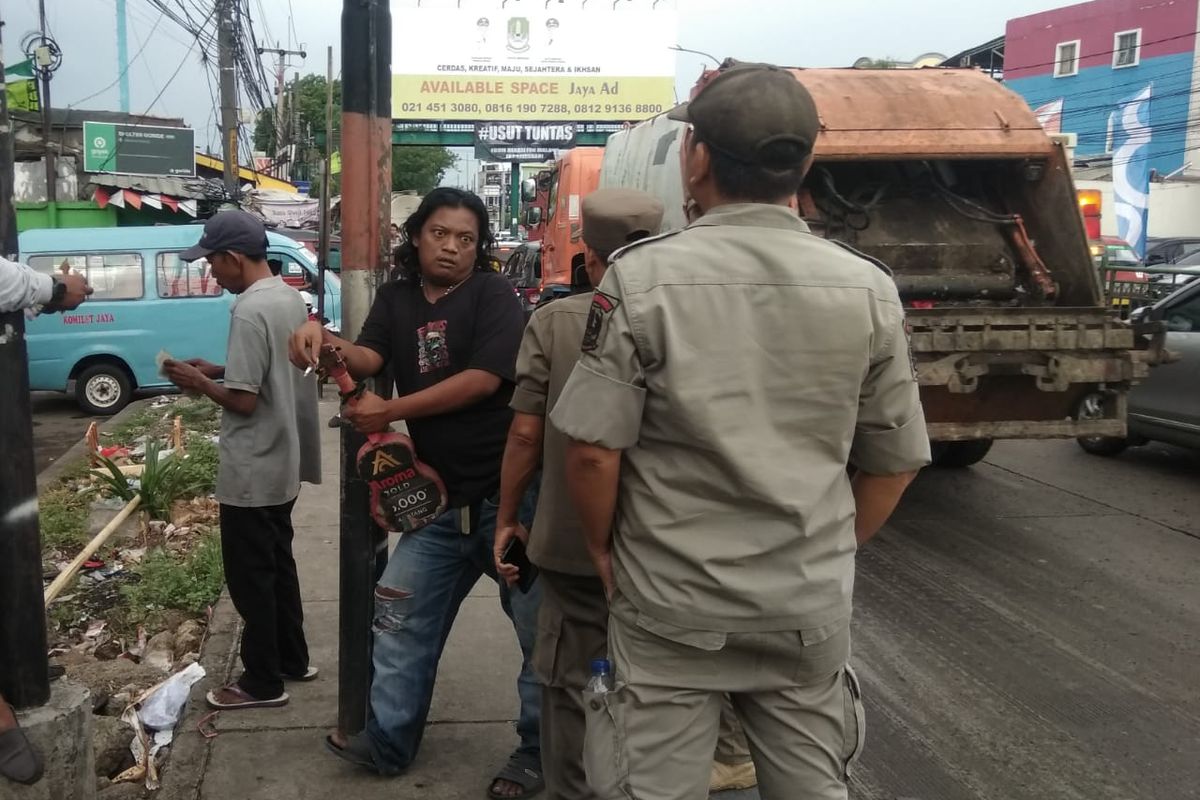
left=550, top=63, right=931, bottom=799
left=494, top=188, right=758, bottom=798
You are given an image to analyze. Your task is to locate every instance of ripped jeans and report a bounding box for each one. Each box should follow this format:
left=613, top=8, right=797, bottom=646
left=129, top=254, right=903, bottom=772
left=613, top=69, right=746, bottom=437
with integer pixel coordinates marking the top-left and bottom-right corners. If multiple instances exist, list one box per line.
left=364, top=496, right=543, bottom=773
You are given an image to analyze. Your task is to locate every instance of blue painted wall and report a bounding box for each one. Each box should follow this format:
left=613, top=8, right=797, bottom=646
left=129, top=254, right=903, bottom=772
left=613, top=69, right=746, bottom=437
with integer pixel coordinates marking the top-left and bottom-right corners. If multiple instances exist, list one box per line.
left=1006, top=52, right=1194, bottom=175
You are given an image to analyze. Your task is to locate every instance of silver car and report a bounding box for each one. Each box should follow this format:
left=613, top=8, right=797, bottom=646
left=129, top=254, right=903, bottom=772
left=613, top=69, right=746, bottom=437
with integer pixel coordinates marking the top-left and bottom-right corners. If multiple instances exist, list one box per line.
left=1079, top=278, right=1200, bottom=455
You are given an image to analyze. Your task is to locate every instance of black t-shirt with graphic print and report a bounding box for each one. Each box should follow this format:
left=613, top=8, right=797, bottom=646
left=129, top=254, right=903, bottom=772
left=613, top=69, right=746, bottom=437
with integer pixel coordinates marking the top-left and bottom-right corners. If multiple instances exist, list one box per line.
left=356, top=270, right=525, bottom=507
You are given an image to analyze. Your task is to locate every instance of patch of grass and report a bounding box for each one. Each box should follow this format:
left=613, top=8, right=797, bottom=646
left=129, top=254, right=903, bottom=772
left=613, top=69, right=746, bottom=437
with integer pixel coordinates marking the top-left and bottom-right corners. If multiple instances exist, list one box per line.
left=109, top=406, right=164, bottom=443
left=174, top=397, right=221, bottom=434
left=39, top=486, right=91, bottom=551
left=175, top=434, right=219, bottom=496
left=55, top=457, right=95, bottom=485
left=121, top=533, right=225, bottom=617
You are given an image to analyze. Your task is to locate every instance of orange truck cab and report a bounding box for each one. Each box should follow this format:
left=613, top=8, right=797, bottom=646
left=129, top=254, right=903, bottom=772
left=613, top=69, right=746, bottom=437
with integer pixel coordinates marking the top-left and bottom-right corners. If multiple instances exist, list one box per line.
left=520, top=147, right=604, bottom=294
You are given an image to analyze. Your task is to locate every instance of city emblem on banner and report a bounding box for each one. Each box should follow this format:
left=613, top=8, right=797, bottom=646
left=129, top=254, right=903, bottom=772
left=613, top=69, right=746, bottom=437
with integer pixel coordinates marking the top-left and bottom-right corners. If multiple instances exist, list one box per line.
left=506, top=17, right=531, bottom=53
left=1112, top=84, right=1153, bottom=259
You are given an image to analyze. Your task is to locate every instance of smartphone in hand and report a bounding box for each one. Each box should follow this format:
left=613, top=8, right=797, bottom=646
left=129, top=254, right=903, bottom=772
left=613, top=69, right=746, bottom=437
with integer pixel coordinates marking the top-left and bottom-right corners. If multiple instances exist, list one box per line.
left=500, top=537, right=539, bottom=594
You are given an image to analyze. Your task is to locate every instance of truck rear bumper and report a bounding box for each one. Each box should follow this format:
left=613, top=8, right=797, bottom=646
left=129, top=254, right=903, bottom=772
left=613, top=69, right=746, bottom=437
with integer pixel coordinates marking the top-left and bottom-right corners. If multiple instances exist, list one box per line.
left=909, top=308, right=1159, bottom=442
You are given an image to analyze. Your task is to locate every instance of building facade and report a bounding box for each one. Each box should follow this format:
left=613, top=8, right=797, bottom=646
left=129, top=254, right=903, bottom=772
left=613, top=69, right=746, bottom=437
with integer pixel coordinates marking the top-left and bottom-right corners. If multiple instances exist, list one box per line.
left=1005, top=0, right=1200, bottom=175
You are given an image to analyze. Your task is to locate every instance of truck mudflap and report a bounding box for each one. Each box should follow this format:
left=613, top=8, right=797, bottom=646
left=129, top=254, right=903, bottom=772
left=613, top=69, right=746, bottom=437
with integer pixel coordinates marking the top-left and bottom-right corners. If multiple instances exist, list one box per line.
left=908, top=307, right=1165, bottom=442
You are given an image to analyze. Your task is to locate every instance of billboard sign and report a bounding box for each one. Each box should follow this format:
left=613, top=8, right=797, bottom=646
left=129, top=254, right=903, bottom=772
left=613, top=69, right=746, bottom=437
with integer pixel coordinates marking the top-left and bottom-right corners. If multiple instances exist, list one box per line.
left=391, top=0, right=679, bottom=122
left=84, top=122, right=195, bottom=176
left=475, top=122, right=576, bottom=161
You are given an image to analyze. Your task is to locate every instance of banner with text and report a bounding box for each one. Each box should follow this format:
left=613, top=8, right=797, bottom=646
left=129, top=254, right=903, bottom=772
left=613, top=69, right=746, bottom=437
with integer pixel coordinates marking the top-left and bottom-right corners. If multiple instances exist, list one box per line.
left=475, top=122, right=576, bottom=161
left=391, top=0, right=679, bottom=122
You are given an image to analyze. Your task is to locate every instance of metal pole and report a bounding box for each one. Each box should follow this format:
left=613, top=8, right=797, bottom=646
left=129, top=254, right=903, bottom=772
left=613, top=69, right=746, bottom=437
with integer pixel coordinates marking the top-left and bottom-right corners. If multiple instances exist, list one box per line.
left=255, top=45, right=307, bottom=178
left=274, top=45, right=286, bottom=162
left=0, top=17, right=52, bottom=711
left=318, top=46, right=333, bottom=328
left=292, top=71, right=301, bottom=182
left=37, top=0, right=55, bottom=205
left=509, top=160, right=520, bottom=237
left=116, top=0, right=130, bottom=113
left=217, top=0, right=239, bottom=197
left=338, top=0, right=391, bottom=736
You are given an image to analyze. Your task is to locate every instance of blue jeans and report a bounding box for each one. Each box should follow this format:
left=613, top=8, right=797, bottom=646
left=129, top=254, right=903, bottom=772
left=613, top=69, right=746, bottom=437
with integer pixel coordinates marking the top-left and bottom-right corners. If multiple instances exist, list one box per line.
left=364, top=496, right=543, bottom=773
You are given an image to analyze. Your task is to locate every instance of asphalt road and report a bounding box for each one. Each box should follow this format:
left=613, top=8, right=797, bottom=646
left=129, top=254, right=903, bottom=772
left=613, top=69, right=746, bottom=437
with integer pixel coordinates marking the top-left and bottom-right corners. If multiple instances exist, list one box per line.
left=30, top=391, right=102, bottom=475
left=850, top=439, right=1200, bottom=800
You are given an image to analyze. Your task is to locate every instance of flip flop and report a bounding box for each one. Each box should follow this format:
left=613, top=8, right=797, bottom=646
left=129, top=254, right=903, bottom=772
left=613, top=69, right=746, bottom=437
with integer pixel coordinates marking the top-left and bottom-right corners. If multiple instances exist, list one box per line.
left=488, top=752, right=545, bottom=799
left=205, top=684, right=288, bottom=710
left=283, top=666, right=319, bottom=682
left=0, top=706, right=44, bottom=786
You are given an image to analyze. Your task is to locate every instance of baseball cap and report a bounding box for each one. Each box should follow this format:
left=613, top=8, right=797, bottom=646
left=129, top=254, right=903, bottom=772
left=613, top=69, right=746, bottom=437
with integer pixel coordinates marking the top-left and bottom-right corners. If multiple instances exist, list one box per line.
left=582, top=189, right=665, bottom=254
left=668, top=62, right=819, bottom=169
left=180, top=210, right=270, bottom=262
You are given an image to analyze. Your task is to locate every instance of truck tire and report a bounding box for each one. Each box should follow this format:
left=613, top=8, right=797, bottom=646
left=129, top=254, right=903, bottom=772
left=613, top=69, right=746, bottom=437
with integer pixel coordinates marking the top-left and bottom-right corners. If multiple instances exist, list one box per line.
left=1074, top=391, right=1129, bottom=457
left=1076, top=435, right=1129, bottom=457
left=76, top=363, right=133, bottom=416
left=930, top=439, right=994, bottom=468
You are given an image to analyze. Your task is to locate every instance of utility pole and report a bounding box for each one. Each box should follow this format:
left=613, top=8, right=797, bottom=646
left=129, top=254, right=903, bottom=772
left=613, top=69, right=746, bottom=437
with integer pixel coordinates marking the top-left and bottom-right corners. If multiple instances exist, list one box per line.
left=115, top=0, right=130, bottom=113
left=0, top=15, right=52, bottom=711
left=217, top=0, right=239, bottom=197
left=318, top=46, right=333, bottom=327
left=292, top=71, right=301, bottom=181
left=37, top=0, right=56, bottom=205
left=339, top=0, right=391, bottom=736
left=256, top=44, right=306, bottom=176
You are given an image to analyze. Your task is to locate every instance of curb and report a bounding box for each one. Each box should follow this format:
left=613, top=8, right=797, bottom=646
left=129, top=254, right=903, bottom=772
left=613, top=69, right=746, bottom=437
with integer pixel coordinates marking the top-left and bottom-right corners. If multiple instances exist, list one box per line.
left=35, top=397, right=156, bottom=492
left=156, top=590, right=241, bottom=800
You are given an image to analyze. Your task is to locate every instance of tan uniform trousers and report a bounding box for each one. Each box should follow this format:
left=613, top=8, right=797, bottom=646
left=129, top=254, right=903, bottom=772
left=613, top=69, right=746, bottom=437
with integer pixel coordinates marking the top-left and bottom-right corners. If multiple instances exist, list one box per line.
left=583, top=591, right=865, bottom=800
left=534, top=571, right=751, bottom=800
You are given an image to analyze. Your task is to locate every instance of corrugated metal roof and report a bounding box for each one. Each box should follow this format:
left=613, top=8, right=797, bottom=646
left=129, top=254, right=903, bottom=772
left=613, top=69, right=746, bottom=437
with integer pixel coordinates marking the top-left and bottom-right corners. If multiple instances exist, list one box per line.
left=85, top=173, right=224, bottom=200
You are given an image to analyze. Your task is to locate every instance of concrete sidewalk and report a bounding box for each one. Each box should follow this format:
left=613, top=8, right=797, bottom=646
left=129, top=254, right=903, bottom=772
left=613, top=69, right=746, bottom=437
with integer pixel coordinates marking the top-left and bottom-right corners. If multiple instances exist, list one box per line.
left=161, top=399, right=757, bottom=800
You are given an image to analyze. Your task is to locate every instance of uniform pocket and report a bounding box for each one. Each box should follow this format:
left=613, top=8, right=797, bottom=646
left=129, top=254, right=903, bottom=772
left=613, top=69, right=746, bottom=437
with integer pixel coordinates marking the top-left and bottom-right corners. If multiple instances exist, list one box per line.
left=840, top=665, right=867, bottom=779
left=583, top=684, right=634, bottom=800
left=531, top=599, right=564, bottom=687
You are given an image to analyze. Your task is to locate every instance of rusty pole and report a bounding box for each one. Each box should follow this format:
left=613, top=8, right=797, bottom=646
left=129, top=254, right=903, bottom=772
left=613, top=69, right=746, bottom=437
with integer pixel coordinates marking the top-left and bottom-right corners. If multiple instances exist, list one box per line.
left=338, top=0, right=391, bottom=736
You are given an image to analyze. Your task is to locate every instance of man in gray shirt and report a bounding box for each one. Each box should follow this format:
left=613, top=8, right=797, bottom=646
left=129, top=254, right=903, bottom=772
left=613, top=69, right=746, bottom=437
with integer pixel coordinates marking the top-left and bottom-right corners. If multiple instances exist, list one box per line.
left=164, top=210, right=320, bottom=710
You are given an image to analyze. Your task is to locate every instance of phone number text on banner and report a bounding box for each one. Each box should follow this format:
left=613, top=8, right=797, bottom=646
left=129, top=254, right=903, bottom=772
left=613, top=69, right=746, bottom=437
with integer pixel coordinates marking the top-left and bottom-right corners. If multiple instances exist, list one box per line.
left=391, top=75, right=675, bottom=122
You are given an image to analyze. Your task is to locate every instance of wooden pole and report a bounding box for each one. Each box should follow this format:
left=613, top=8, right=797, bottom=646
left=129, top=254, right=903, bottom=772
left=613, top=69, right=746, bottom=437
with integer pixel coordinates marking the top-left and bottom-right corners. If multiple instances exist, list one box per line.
left=44, top=495, right=143, bottom=605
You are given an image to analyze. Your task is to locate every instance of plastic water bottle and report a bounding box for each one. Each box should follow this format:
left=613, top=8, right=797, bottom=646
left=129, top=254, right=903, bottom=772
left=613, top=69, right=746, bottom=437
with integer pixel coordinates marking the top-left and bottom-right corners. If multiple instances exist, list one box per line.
left=585, top=658, right=613, bottom=695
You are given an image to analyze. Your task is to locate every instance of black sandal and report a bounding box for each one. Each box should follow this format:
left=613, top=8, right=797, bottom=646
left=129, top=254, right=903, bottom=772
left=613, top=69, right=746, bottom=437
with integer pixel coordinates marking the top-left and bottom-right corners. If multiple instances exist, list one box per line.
left=0, top=705, right=44, bottom=786
left=488, top=751, right=545, bottom=799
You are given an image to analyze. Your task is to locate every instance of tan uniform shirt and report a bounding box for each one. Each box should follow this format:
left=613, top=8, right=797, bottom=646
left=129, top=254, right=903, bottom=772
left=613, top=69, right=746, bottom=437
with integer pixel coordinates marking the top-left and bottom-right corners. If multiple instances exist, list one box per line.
left=510, top=293, right=595, bottom=575
left=551, top=204, right=930, bottom=634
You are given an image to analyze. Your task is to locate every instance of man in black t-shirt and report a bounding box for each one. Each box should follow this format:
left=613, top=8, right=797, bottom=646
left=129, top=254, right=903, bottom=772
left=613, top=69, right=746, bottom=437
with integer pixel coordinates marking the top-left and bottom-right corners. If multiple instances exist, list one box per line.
left=290, top=189, right=543, bottom=798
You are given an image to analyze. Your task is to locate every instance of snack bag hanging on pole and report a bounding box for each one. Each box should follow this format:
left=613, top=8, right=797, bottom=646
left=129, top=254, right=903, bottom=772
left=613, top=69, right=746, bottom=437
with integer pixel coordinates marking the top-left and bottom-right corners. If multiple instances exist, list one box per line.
left=319, top=345, right=447, bottom=533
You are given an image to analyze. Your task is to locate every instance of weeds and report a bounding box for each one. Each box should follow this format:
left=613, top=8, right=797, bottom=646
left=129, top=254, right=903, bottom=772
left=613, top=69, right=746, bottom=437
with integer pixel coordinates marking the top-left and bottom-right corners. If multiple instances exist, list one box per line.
left=39, top=486, right=91, bottom=551
left=175, top=435, right=219, bottom=496
left=109, top=407, right=163, bottom=443
left=92, top=442, right=206, bottom=521
left=174, top=398, right=221, bottom=434
left=122, top=533, right=225, bottom=616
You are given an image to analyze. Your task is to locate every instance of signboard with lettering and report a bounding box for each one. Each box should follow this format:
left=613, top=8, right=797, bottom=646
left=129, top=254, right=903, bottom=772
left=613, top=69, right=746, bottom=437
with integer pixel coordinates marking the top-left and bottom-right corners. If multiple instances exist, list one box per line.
left=475, top=122, right=576, bottom=162
left=83, top=122, right=195, bottom=176
left=391, top=0, right=678, bottom=122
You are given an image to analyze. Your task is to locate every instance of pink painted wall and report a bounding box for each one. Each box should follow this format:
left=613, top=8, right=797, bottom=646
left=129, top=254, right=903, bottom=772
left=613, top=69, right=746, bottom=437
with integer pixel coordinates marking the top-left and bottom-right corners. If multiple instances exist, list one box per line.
left=1005, top=0, right=1198, bottom=79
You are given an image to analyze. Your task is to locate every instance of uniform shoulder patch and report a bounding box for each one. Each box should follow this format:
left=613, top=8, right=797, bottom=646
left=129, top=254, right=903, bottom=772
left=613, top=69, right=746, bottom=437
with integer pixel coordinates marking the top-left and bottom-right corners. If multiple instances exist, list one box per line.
left=581, top=290, right=621, bottom=353
left=829, top=239, right=895, bottom=277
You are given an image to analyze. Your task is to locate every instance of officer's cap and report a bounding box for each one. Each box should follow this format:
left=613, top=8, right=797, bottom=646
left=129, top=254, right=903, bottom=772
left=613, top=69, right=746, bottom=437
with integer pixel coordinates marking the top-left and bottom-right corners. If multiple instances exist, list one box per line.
left=582, top=189, right=664, bottom=255
left=668, top=62, right=818, bottom=170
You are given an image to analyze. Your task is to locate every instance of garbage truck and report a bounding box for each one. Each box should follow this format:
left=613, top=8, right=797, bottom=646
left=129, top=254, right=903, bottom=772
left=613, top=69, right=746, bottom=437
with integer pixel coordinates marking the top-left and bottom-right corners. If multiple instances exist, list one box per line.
left=600, top=63, right=1163, bottom=467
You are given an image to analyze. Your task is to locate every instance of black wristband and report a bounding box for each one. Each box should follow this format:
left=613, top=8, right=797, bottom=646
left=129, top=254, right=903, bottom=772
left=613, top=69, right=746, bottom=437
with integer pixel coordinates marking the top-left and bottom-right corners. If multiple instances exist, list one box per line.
left=46, top=277, right=68, bottom=310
